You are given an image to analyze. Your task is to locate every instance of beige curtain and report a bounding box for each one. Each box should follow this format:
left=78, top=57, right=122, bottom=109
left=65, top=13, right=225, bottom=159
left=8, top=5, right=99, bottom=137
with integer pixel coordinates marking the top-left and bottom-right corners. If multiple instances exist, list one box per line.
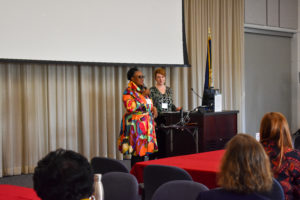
left=183, top=0, right=244, bottom=110
left=0, top=0, right=244, bottom=177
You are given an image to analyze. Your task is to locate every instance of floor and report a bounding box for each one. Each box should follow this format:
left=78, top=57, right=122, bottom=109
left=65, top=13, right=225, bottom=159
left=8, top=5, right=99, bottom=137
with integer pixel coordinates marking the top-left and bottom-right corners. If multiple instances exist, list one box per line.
left=0, top=174, right=34, bottom=188
left=0, top=159, right=131, bottom=189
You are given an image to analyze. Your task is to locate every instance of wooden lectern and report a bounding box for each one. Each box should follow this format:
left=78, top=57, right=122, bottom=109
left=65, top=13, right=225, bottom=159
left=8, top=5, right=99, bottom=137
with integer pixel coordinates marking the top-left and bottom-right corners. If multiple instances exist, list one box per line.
left=155, top=110, right=238, bottom=157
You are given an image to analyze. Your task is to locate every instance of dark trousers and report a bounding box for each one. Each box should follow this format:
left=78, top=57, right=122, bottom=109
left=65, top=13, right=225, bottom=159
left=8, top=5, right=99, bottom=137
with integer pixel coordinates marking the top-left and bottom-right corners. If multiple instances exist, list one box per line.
left=131, top=155, right=145, bottom=168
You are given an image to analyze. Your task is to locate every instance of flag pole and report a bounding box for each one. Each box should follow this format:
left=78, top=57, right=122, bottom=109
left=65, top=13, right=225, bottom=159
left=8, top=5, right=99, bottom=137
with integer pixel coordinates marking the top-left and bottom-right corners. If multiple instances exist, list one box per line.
left=208, top=27, right=213, bottom=88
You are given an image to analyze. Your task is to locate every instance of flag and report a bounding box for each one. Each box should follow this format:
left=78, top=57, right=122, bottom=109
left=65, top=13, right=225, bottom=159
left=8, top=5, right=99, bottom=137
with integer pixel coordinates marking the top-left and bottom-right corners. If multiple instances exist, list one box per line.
left=204, top=36, right=212, bottom=90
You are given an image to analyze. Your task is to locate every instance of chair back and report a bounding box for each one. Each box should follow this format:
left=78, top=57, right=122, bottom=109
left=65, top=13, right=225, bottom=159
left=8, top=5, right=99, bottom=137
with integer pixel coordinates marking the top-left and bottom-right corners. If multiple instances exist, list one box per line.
left=143, top=164, right=193, bottom=200
left=294, top=130, right=300, bottom=150
left=152, top=180, right=209, bottom=200
left=260, top=178, right=284, bottom=200
left=91, top=157, right=129, bottom=174
left=102, top=172, right=139, bottom=200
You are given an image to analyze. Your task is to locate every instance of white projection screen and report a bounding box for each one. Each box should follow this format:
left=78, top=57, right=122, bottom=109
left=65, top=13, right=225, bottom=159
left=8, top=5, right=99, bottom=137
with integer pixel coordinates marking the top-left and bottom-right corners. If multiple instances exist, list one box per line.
left=0, top=0, right=188, bottom=66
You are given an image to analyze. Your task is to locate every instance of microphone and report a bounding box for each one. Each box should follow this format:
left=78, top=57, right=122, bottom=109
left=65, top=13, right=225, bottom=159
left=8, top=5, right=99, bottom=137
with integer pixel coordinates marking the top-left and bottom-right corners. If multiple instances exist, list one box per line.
left=140, top=84, right=147, bottom=91
left=191, top=88, right=202, bottom=100
left=141, top=84, right=150, bottom=97
left=180, top=108, right=183, bottom=119
left=180, top=108, right=185, bottom=125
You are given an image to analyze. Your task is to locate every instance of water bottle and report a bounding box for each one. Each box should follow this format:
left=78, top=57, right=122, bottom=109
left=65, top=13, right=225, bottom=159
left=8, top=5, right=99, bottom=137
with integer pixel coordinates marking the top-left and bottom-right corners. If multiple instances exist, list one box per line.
left=92, top=174, right=104, bottom=200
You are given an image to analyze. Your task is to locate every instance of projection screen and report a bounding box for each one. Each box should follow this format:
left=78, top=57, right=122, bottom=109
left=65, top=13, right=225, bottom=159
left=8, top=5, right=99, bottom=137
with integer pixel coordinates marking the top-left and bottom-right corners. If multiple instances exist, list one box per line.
left=0, top=0, right=188, bottom=66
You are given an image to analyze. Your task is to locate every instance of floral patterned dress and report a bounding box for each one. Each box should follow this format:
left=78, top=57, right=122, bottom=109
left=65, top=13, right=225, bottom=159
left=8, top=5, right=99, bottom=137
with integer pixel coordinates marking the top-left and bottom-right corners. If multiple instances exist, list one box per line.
left=118, top=81, right=158, bottom=157
left=262, top=141, right=300, bottom=200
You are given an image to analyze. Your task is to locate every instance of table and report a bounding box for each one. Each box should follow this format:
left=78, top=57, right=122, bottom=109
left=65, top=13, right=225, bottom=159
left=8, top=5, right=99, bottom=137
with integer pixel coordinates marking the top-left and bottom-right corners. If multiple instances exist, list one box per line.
left=0, top=184, right=40, bottom=200
left=131, top=150, right=225, bottom=189
left=159, top=125, right=199, bottom=154
left=157, top=111, right=238, bottom=156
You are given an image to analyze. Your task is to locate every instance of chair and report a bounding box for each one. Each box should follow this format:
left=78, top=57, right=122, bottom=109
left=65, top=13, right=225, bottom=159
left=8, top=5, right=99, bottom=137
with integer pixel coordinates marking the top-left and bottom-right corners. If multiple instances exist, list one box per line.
left=143, top=164, right=193, bottom=200
left=294, top=129, right=300, bottom=150
left=152, top=180, right=209, bottom=200
left=102, top=172, right=139, bottom=200
left=260, top=178, right=284, bottom=200
left=90, top=157, right=129, bottom=174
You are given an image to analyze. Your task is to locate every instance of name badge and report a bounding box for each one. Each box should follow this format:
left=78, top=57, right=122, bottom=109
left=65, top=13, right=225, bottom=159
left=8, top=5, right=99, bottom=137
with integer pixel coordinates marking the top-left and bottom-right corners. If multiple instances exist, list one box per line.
left=162, top=103, right=168, bottom=109
left=146, top=98, right=152, bottom=104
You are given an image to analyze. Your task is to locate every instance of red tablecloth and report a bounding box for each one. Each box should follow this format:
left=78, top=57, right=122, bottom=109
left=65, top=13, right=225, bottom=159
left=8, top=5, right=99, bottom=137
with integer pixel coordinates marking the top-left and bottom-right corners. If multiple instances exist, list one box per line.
left=0, top=184, right=40, bottom=200
left=130, top=150, right=225, bottom=189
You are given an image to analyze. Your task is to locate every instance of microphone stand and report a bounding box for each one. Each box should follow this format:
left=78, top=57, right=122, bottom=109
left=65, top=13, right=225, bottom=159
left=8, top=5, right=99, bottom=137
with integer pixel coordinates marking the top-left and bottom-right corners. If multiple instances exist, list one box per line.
left=164, top=89, right=204, bottom=127
left=174, top=89, right=204, bottom=127
left=191, top=88, right=202, bottom=101
left=190, top=88, right=208, bottom=113
left=180, top=109, right=184, bottom=125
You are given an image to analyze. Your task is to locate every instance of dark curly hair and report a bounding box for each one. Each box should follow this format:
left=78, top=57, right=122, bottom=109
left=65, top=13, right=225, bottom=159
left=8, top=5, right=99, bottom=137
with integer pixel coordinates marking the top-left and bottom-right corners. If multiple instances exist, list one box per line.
left=33, top=149, right=94, bottom=200
left=127, top=67, right=139, bottom=81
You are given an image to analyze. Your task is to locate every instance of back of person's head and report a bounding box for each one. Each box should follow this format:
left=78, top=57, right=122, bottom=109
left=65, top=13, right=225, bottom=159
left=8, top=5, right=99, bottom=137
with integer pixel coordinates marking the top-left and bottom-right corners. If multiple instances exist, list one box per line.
left=33, top=148, right=94, bottom=200
left=260, top=112, right=293, bottom=168
left=260, top=112, right=293, bottom=148
left=218, top=134, right=273, bottom=194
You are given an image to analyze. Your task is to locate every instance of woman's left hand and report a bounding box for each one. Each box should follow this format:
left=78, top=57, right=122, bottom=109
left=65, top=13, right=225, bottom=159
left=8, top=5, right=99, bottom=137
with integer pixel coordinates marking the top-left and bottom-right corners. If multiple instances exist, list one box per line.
left=176, top=107, right=182, bottom=111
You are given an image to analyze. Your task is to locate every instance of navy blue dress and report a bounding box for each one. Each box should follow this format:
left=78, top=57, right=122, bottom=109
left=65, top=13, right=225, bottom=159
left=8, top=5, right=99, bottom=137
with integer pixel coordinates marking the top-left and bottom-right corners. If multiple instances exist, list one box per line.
left=196, top=188, right=270, bottom=200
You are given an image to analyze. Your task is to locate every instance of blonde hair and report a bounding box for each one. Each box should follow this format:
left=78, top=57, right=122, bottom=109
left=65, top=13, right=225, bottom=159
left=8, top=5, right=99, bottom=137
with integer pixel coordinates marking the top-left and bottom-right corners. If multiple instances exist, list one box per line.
left=154, top=68, right=166, bottom=78
left=218, top=134, right=273, bottom=193
left=260, top=112, right=293, bottom=168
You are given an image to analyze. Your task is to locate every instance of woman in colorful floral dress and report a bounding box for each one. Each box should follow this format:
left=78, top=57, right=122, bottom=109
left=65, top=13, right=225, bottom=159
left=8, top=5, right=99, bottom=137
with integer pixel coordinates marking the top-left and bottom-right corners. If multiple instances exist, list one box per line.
left=260, top=112, right=300, bottom=200
left=118, top=67, right=158, bottom=167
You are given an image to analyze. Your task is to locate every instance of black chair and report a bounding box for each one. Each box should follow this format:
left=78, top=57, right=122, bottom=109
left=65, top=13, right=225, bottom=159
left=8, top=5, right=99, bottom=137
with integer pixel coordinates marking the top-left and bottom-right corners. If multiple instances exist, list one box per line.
left=143, top=164, right=193, bottom=200
left=260, top=178, right=284, bottom=200
left=152, top=180, right=209, bottom=200
left=102, top=172, right=139, bottom=200
left=294, top=129, right=300, bottom=150
left=91, top=157, right=129, bottom=174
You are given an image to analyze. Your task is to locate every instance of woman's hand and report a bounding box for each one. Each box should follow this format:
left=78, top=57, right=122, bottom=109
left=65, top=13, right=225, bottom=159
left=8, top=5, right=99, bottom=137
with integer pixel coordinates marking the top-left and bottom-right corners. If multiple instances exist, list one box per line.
left=142, top=88, right=150, bottom=97
left=152, top=106, right=158, bottom=118
left=176, top=107, right=182, bottom=111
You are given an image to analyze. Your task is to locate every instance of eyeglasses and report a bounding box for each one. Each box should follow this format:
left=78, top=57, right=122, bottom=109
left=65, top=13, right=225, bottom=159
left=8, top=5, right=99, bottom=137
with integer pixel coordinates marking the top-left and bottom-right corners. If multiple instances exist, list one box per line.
left=137, top=75, right=145, bottom=79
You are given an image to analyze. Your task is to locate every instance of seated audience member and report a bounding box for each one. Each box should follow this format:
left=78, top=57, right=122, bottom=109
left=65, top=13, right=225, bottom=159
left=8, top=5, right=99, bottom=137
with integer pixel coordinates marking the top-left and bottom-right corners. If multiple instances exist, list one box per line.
left=260, top=112, right=300, bottom=200
left=33, top=148, right=94, bottom=200
left=197, top=134, right=273, bottom=200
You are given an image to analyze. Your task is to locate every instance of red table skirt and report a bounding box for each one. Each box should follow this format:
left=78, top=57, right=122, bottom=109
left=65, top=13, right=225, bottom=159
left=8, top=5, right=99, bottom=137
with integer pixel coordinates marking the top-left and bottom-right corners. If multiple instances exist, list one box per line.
left=130, top=150, right=225, bottom=189
left=0, top=184, right=40, bottom=200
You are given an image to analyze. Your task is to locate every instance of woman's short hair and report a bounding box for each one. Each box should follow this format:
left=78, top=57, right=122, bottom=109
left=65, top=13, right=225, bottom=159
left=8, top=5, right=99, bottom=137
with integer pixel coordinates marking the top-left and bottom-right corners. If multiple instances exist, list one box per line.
left=260, top=112, right=293, bottom=167
left=154, top=67, right=166, bottom=78
left=127, top=67, right=139, bottom=81
left=218, top=134, right=273, bottom=194
left=33, top=148, right=94, bottom=200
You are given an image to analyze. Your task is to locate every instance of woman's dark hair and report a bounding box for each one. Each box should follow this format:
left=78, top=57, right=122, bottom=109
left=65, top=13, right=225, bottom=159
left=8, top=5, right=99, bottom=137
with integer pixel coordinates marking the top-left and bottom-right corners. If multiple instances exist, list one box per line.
left=127, top=67, right=139, bottom=81
left=33, top=148, right=94, bottom=200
